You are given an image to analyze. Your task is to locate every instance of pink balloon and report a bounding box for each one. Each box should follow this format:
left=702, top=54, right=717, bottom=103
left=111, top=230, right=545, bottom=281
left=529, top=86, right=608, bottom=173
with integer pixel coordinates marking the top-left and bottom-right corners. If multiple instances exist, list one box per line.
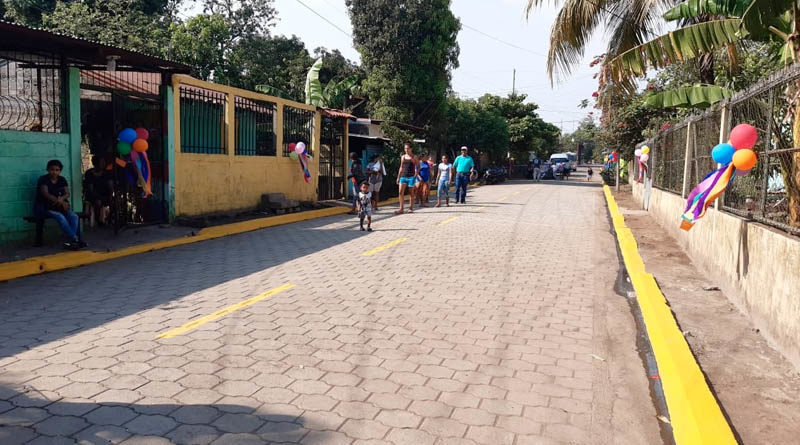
left=729, top=124, right=758, bottom=150
left=295, top=142, right=306, bottom=154
left=639, top=153, right=649, bottom=162
left=135, top=127, right=149, bottom=141
left=735, top=168, right=751, bottom=176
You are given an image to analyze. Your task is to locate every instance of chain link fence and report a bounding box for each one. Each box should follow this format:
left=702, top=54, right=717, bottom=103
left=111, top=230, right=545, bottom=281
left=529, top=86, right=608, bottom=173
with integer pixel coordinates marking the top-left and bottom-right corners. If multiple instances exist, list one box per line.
left=638, top=63, right=800, bottom=236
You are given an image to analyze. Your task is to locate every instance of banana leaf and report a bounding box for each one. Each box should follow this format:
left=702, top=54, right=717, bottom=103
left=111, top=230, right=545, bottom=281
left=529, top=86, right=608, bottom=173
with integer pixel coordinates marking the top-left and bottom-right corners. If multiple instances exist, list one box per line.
left=663, top=0, right=751, bottom=21
left=610, top=19, right=746, bottom=80
left=645, top=85, right=733, bottom=108
left=304, top=58, right=324, bottom=107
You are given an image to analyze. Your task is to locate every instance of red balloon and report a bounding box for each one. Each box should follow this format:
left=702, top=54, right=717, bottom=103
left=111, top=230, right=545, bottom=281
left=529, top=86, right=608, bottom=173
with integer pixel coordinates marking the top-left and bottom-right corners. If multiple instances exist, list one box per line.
left=288, top=142, right=296, bottom=152
left=729, top=124, right=758, bottom=150
left=135, top=127, right=149, bottom=141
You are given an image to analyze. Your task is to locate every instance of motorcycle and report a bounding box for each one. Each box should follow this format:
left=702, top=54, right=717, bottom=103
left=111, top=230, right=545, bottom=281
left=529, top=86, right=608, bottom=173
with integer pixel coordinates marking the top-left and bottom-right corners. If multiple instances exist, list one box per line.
left=482, top=167, right=505, bottom=185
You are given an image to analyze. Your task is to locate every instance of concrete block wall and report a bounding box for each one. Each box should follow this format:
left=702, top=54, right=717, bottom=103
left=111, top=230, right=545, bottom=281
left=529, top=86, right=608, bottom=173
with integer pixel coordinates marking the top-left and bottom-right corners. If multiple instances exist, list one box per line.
left=0, top=130, right=72, bottom=243
left=631, top=183, right=800, bottom=369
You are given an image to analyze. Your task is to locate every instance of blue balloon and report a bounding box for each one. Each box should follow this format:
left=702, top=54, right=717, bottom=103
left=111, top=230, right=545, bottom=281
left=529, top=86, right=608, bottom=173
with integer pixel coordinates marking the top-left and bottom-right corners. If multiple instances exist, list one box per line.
left=711, top=143, right=736, bottom=164
left=118, top=128, right=137, bottom=144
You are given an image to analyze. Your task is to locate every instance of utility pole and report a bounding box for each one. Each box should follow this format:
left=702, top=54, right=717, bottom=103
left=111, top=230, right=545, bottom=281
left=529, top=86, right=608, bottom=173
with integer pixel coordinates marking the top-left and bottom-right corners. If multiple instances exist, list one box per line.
left=512, top=69, right=516, bottom=96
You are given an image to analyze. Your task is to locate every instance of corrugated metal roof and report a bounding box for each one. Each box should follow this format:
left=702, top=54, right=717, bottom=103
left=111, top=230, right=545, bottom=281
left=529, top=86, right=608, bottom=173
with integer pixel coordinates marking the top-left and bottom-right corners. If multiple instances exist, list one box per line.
left=0, top=20, right=191, bottom=72
left=320, top=108, right=356, bottom=119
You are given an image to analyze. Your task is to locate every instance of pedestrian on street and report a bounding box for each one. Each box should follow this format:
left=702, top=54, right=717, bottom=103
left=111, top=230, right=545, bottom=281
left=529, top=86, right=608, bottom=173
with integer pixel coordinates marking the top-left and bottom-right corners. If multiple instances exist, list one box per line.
left=435, top=154, right=453, bottom=207
left=417, top=153, right=432, bottom=207
left=532, top=157, right=541, bottom=182
left=587, top=166, right=594, bottom=181
left=453, top=146, right=475, bottom=204
left=357, top=182, right=373, bottom=232
left=348, top=152, right=366, bottom=214
left=395, top=142, right=418, bottom=214
left=367, top=154, right=386, bottom=210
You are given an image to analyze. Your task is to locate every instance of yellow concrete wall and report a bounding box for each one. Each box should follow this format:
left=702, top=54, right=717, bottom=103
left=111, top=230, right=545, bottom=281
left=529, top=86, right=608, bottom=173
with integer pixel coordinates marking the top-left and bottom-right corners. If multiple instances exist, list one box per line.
left=172, top=75, right=320, bottom=217
left=630, top=182, right=800, bottom=369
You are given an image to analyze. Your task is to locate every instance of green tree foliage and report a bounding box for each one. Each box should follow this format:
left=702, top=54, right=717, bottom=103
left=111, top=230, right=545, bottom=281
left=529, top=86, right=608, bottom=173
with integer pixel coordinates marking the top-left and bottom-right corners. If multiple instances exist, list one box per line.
left=41, top=0, right=172, bottom=55
left=346, top=0, right=460, bottom=141
left=168, top=14, right=233, bottom=81
left=478, top=93, right=560, bottom=161
left=232, top=35, right=312, bottom=99
left=441, top=96, right=509, bottom=162
left=4, top=0, right=173, bottom=26
left=561, top=118, right=599, bottom=162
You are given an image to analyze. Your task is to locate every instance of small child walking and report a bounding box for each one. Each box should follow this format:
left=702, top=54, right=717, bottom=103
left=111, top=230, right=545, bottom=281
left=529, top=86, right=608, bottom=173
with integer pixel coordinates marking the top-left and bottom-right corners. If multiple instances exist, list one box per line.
left=587, top=166, right=594, bottom=181
left=357, top=182, right=373, bottom=232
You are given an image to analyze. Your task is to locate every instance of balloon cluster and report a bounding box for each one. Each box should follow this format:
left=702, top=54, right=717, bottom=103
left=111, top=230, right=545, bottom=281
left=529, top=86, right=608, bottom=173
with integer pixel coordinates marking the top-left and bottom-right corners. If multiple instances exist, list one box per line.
left=117, top=127, right=149, bottom=156
left=681, top=123, right=758, bottom=231
left=289, top=142, right=311, bottom=183
left=116, top=127, right=152, bottom=197
left=711, top=123, right=758, bottom=174
left=604, top=151, right=618, bottom=170
left=634, top=145, right=651, bottom=183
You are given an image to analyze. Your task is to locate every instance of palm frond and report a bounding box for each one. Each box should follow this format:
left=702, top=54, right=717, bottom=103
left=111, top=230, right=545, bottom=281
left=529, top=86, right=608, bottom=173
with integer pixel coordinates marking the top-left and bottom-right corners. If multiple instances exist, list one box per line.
left=663, top=0, right=750, bottom=21
left=609, top=19, right=746, bottom=80
left=645, top=85, right=733, bottom=108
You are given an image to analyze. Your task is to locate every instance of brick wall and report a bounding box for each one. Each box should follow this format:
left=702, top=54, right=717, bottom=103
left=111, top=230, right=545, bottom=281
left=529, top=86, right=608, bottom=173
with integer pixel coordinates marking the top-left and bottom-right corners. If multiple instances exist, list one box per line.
left=0, top=130, right=71, bottom=243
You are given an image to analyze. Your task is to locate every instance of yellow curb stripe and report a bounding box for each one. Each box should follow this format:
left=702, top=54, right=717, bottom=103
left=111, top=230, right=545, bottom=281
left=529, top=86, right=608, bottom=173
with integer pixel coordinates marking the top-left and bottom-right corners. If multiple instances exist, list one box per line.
left=602, top=185, right=736, bottom=445
left=438, top=216, right=459, bottom=226
left=0, top=183, right=486, bottom=282
left=362, top=238, right=408, bottom=257
left=157, top=284, right=295, bottom=339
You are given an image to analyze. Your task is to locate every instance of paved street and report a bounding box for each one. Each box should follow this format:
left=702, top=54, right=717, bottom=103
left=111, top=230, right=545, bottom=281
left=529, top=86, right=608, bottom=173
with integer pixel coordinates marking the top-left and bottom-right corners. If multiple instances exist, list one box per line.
left=0, top=177, right=660, bottom=444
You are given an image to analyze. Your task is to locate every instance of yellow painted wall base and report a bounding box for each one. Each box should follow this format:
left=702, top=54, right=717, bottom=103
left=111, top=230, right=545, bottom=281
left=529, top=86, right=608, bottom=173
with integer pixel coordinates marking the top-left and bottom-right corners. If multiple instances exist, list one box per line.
left=603, top=185, right=736, bottom=445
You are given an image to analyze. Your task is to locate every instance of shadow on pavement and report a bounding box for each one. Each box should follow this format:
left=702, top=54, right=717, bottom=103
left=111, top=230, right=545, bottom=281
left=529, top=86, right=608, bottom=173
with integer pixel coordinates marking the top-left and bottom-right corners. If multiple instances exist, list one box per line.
left=0, top=387, right=318, bottom=444
left=0, top=214, right=373, bottom=360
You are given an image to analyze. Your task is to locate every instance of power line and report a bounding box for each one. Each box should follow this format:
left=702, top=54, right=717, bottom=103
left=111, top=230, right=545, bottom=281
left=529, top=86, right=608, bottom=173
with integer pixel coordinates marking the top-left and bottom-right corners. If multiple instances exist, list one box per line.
left=460, top=23, right=547, bottom=57
left=294, top=0, right=352, bottom=37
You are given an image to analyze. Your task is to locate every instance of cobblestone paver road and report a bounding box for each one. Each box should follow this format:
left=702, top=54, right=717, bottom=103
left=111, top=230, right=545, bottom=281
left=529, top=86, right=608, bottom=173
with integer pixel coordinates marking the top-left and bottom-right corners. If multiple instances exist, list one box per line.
left=0, top=177, right=660, bottom=444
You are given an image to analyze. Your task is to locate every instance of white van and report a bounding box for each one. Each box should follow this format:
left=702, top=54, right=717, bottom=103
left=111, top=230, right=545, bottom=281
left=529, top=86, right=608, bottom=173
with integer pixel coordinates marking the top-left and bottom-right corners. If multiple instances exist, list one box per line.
left=549, top=153, right=570, bottom=169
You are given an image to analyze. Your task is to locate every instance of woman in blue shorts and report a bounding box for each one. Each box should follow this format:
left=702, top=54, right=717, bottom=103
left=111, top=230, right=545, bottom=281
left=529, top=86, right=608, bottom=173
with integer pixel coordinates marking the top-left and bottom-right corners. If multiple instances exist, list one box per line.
left=417, top=154, right=432, bottom=207
left=395, top=142, right=418, bottom=214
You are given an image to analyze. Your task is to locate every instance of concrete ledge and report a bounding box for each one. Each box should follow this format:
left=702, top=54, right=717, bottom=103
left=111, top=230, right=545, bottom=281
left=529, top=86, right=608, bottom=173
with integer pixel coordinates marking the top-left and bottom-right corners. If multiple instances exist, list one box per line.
left=603, top=185, right=736, bottom=445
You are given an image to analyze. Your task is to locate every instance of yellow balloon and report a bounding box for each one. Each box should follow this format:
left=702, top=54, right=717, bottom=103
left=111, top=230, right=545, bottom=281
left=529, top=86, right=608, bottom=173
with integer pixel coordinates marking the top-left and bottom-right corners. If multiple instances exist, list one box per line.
left=642, top=146, right=650, bottom=154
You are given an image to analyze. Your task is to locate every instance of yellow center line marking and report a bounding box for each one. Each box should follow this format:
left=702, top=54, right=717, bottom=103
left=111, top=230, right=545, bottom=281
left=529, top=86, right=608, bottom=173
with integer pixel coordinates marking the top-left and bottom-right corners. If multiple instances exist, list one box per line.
left=438, top=216, right=459, bottom=226
left=497, top=196, right=508, bottom=202
left=157, top=284, right=296, bottom=339
left=512, top=192, right=520, bottom=196
left=362, top=238, right=408, bottom=256
left=477, top=206, right=487, bottom=211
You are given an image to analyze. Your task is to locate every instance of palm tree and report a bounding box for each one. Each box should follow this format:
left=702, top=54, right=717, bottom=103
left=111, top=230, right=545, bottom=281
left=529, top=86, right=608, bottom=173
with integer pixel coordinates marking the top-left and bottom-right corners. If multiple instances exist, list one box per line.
left=525, top=0, right=675, bottom=82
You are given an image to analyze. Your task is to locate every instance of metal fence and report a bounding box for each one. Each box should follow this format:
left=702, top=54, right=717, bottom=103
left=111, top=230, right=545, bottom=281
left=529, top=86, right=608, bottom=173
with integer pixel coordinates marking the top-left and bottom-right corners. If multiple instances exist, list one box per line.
left=283, top=105, right=314, bottom=156
left=234, top=96, right=276, bottom=156
left=651, top=121, right=688, bottom=194
left=0, top=51, right=65, bottom=132
left=179, top=85, right=227, bottom=154
left=639, top=63, right=800, bottom=236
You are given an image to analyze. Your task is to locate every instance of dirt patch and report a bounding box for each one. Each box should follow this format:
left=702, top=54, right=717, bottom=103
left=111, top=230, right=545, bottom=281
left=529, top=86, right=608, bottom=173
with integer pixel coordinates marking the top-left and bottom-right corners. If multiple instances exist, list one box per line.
left=613, top=189, right=800, bottom=444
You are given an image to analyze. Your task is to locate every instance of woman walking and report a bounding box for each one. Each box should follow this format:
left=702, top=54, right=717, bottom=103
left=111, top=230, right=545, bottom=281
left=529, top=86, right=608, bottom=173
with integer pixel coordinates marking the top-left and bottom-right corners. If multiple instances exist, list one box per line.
left=367, top=154, right=386, bottom=210
left=395, top=142, right=418, bottom=214
left=417, top=154, right=432, bottom=207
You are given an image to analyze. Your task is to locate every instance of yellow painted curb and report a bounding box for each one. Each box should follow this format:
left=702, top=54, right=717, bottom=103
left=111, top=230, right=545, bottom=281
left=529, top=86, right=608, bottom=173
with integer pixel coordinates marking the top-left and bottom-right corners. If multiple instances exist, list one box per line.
left=0, top=183, right=484, bottom=282
left=602, top=185, right=737, bottom=445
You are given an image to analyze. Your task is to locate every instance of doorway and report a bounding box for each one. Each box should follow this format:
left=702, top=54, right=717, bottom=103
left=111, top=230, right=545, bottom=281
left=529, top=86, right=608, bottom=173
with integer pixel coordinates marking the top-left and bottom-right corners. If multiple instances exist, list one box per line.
left=319, top=117, right=346, bottom=201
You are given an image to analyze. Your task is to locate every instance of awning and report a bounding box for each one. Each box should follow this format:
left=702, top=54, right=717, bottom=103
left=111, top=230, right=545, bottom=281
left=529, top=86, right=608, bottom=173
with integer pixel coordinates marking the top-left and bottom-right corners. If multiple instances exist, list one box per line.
left=321, top=108, right=356, bottom=119
left=349, top=134, right=390, bottom=142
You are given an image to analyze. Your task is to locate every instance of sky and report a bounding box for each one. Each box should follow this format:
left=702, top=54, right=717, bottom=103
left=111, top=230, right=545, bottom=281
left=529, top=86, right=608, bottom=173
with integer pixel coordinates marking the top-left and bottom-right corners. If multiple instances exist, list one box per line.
left=191, top=0, right=609, bottom=133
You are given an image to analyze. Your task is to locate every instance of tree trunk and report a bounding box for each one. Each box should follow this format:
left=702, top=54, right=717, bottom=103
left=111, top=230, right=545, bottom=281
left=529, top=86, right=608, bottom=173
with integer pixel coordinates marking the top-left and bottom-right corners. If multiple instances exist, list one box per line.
left=789, top=112, right=800, bottom=225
